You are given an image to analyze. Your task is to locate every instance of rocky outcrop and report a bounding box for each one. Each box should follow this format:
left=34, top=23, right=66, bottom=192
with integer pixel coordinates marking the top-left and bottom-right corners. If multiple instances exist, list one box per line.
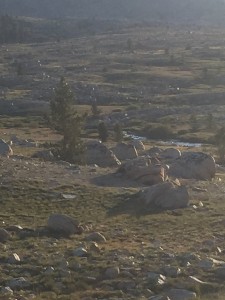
left=139, top=181, right=189, bottom=210
left=169, top=152, right=216, bottom=180
left=112, top=142, right=138, bottom=161
left=118, top=156, right=166, bottom=185
left=85, top=140, right=120, bottom=167
left=0, top=139, right=13, bottom=157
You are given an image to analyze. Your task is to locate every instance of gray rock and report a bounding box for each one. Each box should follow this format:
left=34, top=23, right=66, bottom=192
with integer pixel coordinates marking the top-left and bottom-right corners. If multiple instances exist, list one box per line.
left=8, top=277, right=30, bottom=289
left=47, top=213, right=81, bottom=236
left=32, top=150, right=54, bottom=160
left=112, top=142, right=138, bottom=161
left=85, top=140, right=121, bottom=167
left=73, top=247, right=88, bottom=257
left=105, top=266, right=120, bottom=279
left=0, top=139, right=13, bottom=157
left=8, top=253, right=21, bottom=264
left=139, top=181, right=189, bottom=210
left=118, top=156, right=166, bottom=185
left=162, top=266, right=181, bottom=277
left=44, top=266, right=55, bottom=275
left=147, top=272, right=166, bottom=286
left=160, top=148, right=181, bottom=160
left=215, top=267, right=225, bottom=279
left=166, top=289, right=197, bottom=300
left=86, top=232, right=106, bottom=243
left=0, top=228, right=11, bottom=242
left=130, top=140, right=145, bottom=151
left=169, top=152, right=216, bottom=180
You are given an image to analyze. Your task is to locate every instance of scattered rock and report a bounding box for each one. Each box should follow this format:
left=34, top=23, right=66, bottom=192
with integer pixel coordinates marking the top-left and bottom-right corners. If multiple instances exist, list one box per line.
left=47, top=214, right=81, bottom=236
left=85, top=232, right=106, bottom=243
left=139, top=181, right=189, bottom=210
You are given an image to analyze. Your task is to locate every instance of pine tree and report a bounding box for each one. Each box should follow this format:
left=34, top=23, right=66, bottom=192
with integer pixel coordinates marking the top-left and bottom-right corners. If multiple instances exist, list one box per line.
left=114, top=123, right=123, bottom=142
left=50, top=77, right=73, bottom=132
left=98, top=122, right=108, bottom=142
left=50, top=77, right=85, bottom=163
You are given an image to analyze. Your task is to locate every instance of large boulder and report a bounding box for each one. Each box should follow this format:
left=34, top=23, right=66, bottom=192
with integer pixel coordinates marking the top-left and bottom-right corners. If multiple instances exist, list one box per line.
left=130, top=140, right=145, bottom=151
left=169, top=152, right=216, bottom=180
left=118, top=156, right=166, bottom=185
left=85, top=140, right=120, bottom=167
left=139, top=181, right=189, bottom=210
left=47, top=214, right=82, bottom=236
left=0, top=139, right=13, bottom=157
left=112, top=142, right=138, bottom=161
left=160, top=148, right=181, bottom=160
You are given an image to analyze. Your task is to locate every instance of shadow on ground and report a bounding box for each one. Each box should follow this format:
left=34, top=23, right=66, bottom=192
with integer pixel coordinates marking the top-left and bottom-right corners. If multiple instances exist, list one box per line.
left=90, top=172, right=143, bottom=188
left=107, top=193, right=162, bottom=217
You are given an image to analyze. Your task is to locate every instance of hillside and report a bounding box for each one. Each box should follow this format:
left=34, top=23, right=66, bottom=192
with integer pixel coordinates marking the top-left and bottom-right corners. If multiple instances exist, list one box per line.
left=1, top=0, right=225, bottom=25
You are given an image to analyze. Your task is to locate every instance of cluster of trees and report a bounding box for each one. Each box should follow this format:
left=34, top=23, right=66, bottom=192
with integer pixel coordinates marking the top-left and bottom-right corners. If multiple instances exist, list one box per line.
left=50, top=78, right=123, bottom=163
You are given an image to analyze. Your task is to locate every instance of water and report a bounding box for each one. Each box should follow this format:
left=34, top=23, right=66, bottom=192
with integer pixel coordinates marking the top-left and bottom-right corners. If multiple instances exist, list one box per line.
left=123, top=131, right=202, bottom=147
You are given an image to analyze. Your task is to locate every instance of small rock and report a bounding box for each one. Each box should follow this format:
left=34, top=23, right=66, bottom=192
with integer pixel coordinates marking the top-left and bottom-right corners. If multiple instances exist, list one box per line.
left=0, top=228, right=10, bottom=242
left=8, top=253, right=21, bottom=264
left=85, top=232, right=106, bottom=243
left=73, top=247, right=88, bottom=257
left=162, top=266, right=181, bottom=277
left=89, top=241, right=101, bottom=253
left=105, top=266, right=120, bottom=279
left=44, top=266, right=55, bottom=275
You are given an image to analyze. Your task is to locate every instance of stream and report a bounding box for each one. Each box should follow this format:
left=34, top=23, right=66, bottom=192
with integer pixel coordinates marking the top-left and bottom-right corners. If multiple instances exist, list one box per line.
left=123, top=132, right=202, bottom=148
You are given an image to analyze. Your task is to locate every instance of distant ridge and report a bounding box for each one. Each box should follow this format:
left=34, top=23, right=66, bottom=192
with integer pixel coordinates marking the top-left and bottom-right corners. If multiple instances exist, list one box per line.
left=1, top=0, right=225, bottom=25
